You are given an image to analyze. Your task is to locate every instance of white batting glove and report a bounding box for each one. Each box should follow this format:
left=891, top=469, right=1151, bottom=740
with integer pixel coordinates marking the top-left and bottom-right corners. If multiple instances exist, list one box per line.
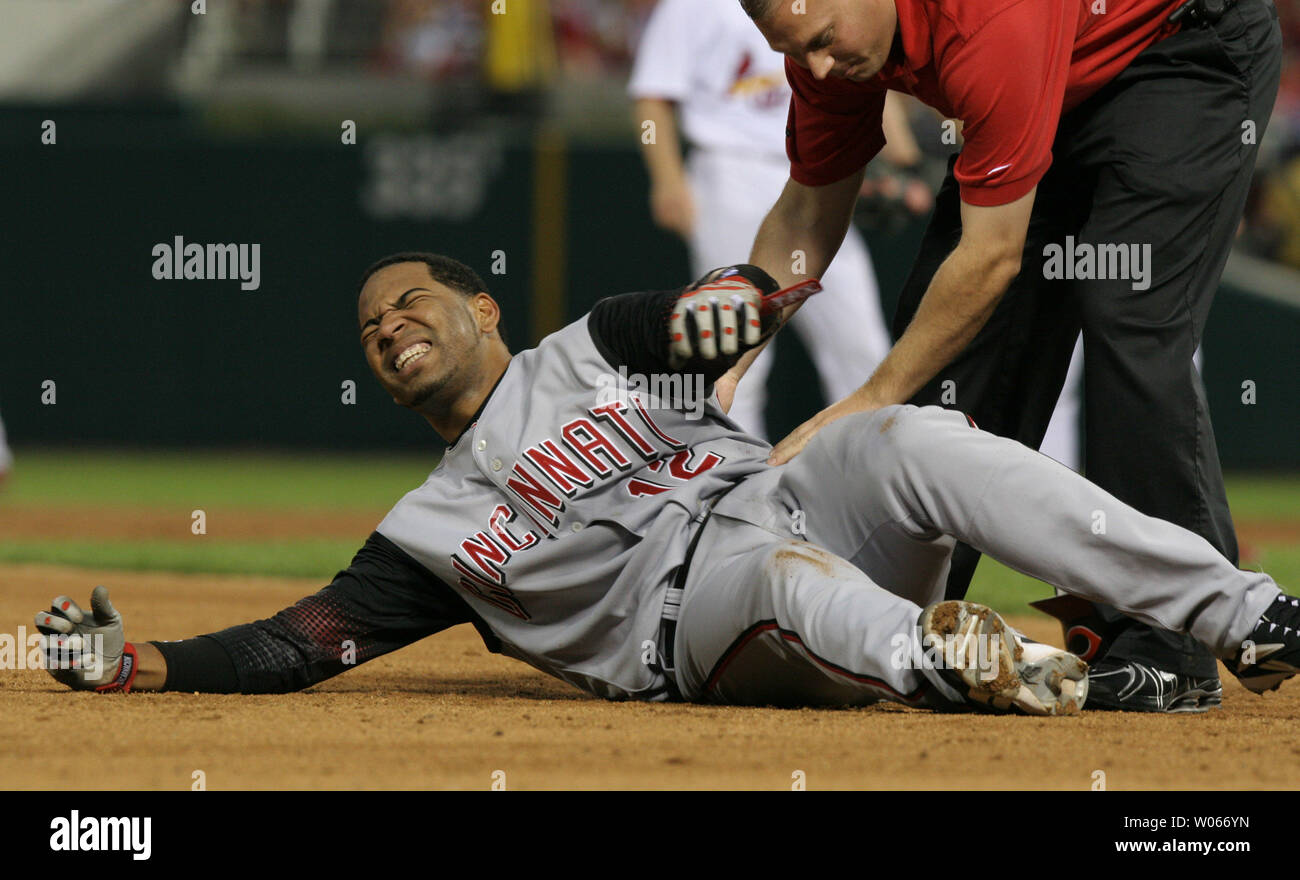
left=34, top=586, right=139, bottom=693
left=668, top=271, right=770, bottom=369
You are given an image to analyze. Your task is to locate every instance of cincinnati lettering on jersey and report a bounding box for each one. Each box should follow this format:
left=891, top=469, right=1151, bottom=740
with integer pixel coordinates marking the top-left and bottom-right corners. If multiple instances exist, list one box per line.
left=450, top=504, right=535, bottom=620
left=503, top=398, right=726, bottom=528
left=450, top=398, right=726, bottom=621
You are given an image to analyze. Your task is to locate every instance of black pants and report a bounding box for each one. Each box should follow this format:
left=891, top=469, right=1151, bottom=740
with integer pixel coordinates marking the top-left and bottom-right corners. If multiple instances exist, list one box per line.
left=893, top=0, right=1283, bottom=676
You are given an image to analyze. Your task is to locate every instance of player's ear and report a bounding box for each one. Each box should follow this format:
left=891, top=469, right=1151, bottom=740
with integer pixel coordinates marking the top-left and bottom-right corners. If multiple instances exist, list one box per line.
left=470, top=292, right=502, bottom=336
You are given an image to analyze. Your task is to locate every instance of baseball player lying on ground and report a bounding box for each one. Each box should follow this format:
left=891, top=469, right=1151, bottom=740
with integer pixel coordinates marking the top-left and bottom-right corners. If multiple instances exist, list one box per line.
left=34, top=254, right=1300, bottom=714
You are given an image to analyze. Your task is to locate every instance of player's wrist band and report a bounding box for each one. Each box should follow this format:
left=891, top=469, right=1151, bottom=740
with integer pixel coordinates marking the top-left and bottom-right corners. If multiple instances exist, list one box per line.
left=95, top=642, right=139, bottom=694
left=150, top=635, right=240, bottom=693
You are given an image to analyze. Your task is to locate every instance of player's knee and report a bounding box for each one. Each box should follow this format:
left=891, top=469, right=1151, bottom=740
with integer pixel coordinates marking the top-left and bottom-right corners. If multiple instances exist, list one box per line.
left=758, top=541, right=860, bottom=617
left=812, top=405, right=953, bottom=504
left=860, top=405, right=967, bottom=496
left=858, top=404, right=937, bottom=464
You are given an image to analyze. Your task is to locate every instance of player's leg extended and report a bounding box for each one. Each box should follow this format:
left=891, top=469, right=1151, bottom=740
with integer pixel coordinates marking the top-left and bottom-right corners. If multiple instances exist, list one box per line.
left=1061, top=0, right=1282, bottom=678
left=674, top=499, right=1088, bottom=714
left=673, top=514, right=961, bottom=709
left=776, top=405, right=1282, bottom=662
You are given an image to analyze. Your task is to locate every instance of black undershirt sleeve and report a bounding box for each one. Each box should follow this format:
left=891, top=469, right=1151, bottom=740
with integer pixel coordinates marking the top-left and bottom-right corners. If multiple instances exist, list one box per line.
left=587, top=289, right=743, bottom=386
left=152, top=532, right=498, bottom=694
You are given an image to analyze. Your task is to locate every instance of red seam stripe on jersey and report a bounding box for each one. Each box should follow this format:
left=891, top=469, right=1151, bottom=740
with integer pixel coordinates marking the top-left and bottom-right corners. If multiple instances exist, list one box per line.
left=701, top=620, right=928, bottom=704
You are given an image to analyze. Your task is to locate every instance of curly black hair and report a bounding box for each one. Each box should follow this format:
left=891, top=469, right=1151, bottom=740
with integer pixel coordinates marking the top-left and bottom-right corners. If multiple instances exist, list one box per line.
left=357, top=252, right=508, bottom=348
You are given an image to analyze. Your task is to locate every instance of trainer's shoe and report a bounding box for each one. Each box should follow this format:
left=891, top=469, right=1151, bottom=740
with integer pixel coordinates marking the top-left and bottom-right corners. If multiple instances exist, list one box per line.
left=1085, top=659, right=1222, bottom=713
left=918, top=600, right=1089, bottom=716
left=1229, top=593, right=1300, bottom=694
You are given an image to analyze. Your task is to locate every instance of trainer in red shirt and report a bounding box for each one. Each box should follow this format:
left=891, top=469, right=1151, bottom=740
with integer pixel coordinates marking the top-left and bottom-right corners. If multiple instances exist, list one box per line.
left=733, top=0, right=1185, bottom=462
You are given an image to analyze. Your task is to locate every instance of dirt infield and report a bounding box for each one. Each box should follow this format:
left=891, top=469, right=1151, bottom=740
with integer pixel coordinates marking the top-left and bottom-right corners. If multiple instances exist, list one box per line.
left=3, top=562, right=1298, bottom=790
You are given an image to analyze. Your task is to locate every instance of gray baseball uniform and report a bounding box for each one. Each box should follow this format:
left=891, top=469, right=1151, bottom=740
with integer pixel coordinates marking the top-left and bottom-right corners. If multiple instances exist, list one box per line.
left=149, top=280, right=1282, bottom=705
left=675, top=405, right=1278, bottom=704
left=375, top=316, right=770, bottom=700
left=373, top=288, right=1278, bottom=706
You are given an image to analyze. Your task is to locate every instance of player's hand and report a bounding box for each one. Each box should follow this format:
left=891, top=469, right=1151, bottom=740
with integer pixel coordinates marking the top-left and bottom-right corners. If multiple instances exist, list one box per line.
left=34, top=586, right=138, bottom=693
left=650, top=177, right=695, bottom=239
left=668, top=272, right=772, bottom=370
left=767, top=391, right=885, bottom=465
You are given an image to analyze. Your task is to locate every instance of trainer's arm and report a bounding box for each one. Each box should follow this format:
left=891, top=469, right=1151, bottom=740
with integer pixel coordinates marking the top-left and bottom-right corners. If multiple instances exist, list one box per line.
left=860, top=190, right=1034, bottom=405
left=749, top=170, right=865, bottom=292
left=139, top=532, right=492, bottom=694
left=768, top=187, right=1035, bottom=463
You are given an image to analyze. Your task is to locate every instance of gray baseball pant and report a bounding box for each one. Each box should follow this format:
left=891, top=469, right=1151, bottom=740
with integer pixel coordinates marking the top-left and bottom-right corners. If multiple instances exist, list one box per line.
left=672, top=405, right=1281, bottom=706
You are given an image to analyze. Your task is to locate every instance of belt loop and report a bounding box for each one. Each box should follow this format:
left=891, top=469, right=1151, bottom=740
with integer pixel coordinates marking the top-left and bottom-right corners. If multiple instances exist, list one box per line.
left=662, top=587, right=685, bottom=621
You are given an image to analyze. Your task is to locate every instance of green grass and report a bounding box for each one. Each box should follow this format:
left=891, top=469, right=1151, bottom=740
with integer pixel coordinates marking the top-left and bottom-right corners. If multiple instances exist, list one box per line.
left=3, top=451, right=1297, bottom=603
left=963, top=472, right=1300, bottom=613
left=9, top=450, right=1293, bottom=518
left=0, top=538, right=360, bottom=580
left=969, top=541, right=1300, bottom=614
left=1222, top=474, right=1300, bottom=520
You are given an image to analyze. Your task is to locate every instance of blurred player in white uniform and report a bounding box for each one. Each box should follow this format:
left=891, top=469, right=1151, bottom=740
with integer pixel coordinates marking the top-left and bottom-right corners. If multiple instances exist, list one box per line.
left=630, top=0, right=924, bottom=439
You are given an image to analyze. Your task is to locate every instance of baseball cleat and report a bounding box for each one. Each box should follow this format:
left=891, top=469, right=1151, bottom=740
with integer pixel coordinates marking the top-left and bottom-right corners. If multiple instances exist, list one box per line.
left=919, top=600, right=1089, bottom=716
left=1229, top=593, right=1300, bottom=694
left=1085, top=660, right=1222, bottom=712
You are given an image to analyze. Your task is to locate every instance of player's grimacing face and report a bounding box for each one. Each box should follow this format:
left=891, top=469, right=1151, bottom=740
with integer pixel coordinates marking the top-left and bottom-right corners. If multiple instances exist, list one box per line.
left=756, top=0, right=897, bottom=83
left=358, top=263, right=485, bottom=410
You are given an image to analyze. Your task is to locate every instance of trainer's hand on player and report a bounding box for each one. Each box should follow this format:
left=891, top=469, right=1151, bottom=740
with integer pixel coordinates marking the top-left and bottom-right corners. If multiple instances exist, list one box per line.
left=34, top=585, right=136, bottom=692
left=668, top=274, right=772, bottom=370
left=650, top=177, right=696, bottom=239
left=767, top=389, right=886, bottom=465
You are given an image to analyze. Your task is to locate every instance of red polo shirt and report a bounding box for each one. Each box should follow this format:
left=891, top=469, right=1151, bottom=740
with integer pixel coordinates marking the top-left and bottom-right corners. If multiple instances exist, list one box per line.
left=786, top=0, right=1185, bottom=206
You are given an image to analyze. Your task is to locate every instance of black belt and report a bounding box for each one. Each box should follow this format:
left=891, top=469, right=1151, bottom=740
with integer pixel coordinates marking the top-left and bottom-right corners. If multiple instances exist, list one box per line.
left=1168, top=0, right=1237, bottom=26
left=654, top=502, right=718, bottom=700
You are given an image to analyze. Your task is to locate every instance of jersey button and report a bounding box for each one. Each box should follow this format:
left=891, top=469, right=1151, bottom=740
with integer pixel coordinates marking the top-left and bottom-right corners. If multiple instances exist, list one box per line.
left=491, top=458, right=503, bottom=472
left=571, top=523, right=583, bottom=532
left=476, top=440, right=486, bottom=452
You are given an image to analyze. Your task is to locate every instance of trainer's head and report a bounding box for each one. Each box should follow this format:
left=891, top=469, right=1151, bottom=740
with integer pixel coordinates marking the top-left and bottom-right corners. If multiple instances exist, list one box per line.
left=742, top=0, right=897, bottom=83
left=357, top=253, right=512, bottom=438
